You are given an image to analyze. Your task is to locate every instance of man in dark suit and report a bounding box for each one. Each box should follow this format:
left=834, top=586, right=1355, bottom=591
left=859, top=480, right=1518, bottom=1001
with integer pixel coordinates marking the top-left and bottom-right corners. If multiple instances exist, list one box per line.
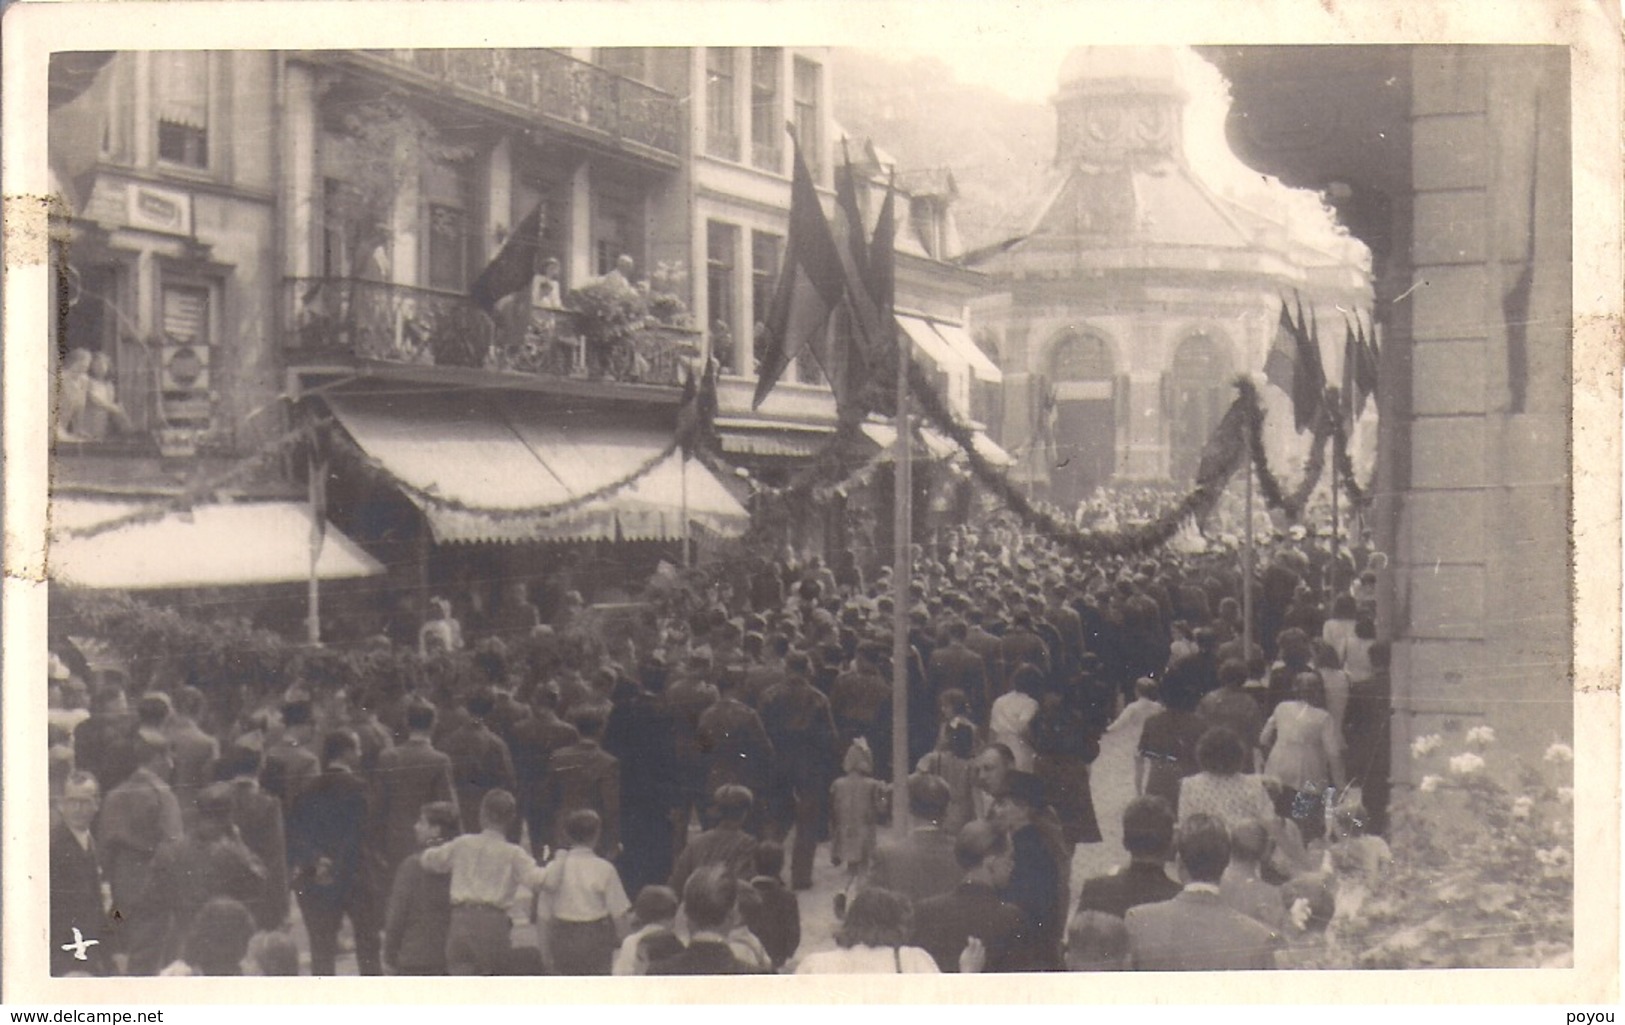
left=1125, top=814, right=1280, bottom=970
left=998, top=609, right=1051, bottom=696
left=927, top=621, right=989, bottom=724
left=217, top=744, right=290, bottom=931
left=696, top=674, right=775, bottom=821
left=51, top=772, right=111, bottom=976
left=73, top=685, right=138, bottom=797
left=646, top=866, right=757, bottom=974
left=143, top=782, right=269, bottom=967
left=756, top=651, right=837, bottom=888
left=869, top=773, right=961, bottom=905
left=440, top=689, right=517, bottom=837
left=261, top=699, right=321, bottom=819
left=508, top=682, right=579, bottom=859
left=1077, top=795, right=1182, bottom=919
left=97, top=729, right=184, bottom=975
left=538, top=704, right=621, bottom=858
left=911, top=820, right=1024, bottom=973
left=288, top=730, right=383, bottom=975
left=163, top=685, right=219, bottom=824
left=372, top=701, right=459, bottom=872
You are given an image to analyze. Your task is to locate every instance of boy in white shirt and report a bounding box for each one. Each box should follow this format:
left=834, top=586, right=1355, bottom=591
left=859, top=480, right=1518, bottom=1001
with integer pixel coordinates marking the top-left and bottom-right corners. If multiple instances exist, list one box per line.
left=418, top=788, right=545, bottom=975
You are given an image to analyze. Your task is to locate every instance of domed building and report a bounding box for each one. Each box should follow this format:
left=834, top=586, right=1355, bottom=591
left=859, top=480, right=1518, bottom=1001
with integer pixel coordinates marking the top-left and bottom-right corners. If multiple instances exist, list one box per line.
left=969, top=46, right=1369, bottom=508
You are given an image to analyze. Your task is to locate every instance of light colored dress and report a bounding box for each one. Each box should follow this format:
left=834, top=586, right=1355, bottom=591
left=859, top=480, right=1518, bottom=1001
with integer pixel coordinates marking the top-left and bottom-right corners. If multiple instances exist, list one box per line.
left=1176, top=772, right=1276, bottom=832
left=1260, top=700, right=1341, bottom=792
left=829, top=774, right=886, bottom=869
left=989, top=690, right=1039, bottom=771
left=795, top=944, right=939, bottom=974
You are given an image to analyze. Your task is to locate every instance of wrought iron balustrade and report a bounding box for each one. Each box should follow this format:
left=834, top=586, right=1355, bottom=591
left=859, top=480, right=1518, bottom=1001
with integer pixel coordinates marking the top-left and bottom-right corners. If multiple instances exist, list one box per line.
left=363, top=49, right=681, bottom=157
left=285, top=277, right=698, bottom=387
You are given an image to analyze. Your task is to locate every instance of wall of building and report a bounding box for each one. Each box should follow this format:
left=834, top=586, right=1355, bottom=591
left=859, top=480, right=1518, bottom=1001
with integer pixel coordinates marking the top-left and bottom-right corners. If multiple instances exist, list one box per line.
left=1391, top=46, right=1573, bottom=773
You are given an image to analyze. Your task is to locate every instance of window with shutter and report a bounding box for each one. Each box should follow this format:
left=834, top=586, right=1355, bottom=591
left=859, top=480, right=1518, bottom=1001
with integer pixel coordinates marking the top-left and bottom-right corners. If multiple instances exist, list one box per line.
left=154, top=52, right=209, bottom=169
left=159, top=283, right=215, bottom=431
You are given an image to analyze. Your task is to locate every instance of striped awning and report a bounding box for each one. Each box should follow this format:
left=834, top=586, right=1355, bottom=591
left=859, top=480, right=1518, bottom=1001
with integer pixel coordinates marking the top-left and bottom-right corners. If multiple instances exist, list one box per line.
left=715, top=418, right=833, bottom=459
left=49, top=499, right=383, bottom=590
left=325, top=390, right=749, bottom=544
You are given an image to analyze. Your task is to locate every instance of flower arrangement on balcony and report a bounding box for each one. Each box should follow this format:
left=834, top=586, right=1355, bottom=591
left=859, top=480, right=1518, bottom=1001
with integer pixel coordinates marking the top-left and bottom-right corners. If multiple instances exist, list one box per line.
left=566, top=260, right=698, bottom=384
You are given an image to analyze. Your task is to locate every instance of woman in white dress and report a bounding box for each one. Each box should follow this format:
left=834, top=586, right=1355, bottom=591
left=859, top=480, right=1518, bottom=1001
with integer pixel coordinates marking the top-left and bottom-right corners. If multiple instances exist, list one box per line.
left=1259, top=671, right=1345, bottom=842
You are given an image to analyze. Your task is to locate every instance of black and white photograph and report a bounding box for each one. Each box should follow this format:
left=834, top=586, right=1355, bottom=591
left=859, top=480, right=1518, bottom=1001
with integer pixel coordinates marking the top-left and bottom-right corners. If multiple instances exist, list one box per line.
left=3, top=0, right=1619, bottom=1007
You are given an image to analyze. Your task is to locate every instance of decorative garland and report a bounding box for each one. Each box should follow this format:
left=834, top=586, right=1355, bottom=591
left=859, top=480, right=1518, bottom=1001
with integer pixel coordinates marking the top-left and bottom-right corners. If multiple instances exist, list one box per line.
left=905, top=360, right=1238, bottom=558
left=326, top=417, right=682, bottom=523
left=1235, top=376, right=1330, bottom=522
left=1330, top=415, right=1377, bottom=510
left=57, top=420, right=324, bottom=541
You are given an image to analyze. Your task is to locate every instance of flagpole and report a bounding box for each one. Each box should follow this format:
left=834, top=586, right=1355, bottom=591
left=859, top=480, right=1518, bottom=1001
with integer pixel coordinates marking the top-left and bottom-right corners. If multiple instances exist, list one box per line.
left=1330, top=419, right=1340, bottom=599
left=307, top=455, right=324, bottom=646
left=892, top=325, right=912, bottom=837
left=1243, top=452, right=1254, bottom=666
left=680, top=453, right=691, bottom=569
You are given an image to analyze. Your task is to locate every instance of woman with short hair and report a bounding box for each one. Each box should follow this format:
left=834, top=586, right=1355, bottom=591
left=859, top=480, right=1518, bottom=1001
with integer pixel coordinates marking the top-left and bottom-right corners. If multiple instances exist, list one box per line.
left=1259, top=672, right=1345, bottom=843
left=794, top=887, right=939, bottom=974
left=1175, top=727, right=1275, bottom=834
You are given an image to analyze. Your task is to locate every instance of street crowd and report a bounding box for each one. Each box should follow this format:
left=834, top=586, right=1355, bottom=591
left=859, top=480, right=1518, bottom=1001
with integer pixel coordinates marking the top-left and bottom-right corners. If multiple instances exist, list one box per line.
left=47, top=500, right=1394, bottom=976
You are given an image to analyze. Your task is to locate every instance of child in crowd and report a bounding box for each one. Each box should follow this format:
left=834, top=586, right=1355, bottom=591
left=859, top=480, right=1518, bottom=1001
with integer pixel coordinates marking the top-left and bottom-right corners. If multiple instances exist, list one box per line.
left=534, top=808, right=630, bottom=976
left=1064, top=910, right=1129, bottom=971
left=611, top=886, right=683, bottom=976
left=383, top=800, right=459, bottom=975
left=418, top=789, right=548, bottom=975
left=829, top=739, right=887, bottom=901
left=739, top=842, right=801, bottom=971
left=918, top=718, right=980, bottom=834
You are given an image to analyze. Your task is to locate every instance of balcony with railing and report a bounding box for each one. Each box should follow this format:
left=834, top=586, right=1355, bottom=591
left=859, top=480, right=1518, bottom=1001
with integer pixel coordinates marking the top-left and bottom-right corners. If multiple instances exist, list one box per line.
left=285, top=277, right=700, bottom=390
left=345, top=49, right=682, bottom=162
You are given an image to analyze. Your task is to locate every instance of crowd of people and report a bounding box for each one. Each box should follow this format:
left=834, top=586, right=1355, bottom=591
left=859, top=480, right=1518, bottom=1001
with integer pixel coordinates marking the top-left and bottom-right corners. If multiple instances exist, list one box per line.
left=47, top=505, right=1393, bottom=976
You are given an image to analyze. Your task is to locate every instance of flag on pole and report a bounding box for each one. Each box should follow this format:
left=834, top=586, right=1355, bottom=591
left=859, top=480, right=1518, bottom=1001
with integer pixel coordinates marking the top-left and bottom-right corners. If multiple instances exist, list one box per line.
left=470, top=204, right=544, bottom=313
left=677, top=358, right=718, bottom=459
left=754, top=128, right=848, bottom=410
left=1263, top=297, right=1327, bottom=434
left=1356, top=315, right=1379, bottom=408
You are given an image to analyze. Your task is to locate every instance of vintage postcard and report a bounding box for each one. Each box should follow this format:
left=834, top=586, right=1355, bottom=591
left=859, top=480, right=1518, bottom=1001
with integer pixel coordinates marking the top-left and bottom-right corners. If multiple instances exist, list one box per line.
left=2, top=0, right=1619, bottom=1008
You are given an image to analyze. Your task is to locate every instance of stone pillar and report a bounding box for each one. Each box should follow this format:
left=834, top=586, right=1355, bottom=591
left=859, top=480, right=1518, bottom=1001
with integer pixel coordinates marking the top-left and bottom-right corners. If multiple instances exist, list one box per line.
left=569, top=161, right=593, bottom=286
left=486, top=135, right=512, bottom=265
left=282, top=61, right=318, bottom=280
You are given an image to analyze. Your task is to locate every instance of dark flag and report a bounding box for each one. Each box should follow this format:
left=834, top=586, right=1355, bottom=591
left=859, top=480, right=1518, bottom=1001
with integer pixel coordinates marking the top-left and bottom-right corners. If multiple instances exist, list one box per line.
left=1343, top=315, right=1379, bottom=422
left=470, top=204, right=543, bottom=313
left=1264, top=296, right=1327, bottom=434
left=677, top=359, right=717, bottom=459
left=829, top=153, right=879, bottom=419
left=1503, top=94, right=1540, bottom=414
left=754, top=128, right=848, bottom=410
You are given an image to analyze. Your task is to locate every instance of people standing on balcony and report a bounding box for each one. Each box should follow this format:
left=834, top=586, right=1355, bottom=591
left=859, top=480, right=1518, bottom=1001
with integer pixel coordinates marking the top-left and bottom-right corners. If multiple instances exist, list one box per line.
left=601, top=254, right=638, bottom=295
left=80, top=352, right=133, bottom=440
left=532, top=257, right=564, bottom=309
left=55, top=348, right=92, bottom=442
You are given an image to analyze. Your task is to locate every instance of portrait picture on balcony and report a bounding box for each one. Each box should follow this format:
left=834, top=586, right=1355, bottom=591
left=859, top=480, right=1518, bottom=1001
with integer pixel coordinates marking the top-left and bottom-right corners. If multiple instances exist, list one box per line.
left=4, top=0, right=1619, bottom=1012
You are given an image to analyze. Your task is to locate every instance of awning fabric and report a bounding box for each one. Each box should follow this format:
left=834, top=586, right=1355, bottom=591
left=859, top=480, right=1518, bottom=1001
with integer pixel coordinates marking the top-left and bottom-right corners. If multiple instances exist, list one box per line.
left=896, top=314, right=967, bottom=378
left=715, top=418, right=833, bottom=459
left=931, top=321, right=1004, bottom=383
left=968, top=430, right=1016, bottom=467
left=49, top=499, right=383, bottom=590
left=325, top=391, right=750, bottom=544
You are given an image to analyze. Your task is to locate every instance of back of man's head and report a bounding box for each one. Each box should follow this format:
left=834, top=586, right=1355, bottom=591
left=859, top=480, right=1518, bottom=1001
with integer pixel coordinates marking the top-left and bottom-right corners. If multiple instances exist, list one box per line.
left=1121, top=795, right=1176, bottom=859
left=712, top=784, right=754, bottom=824
left=906, top=772, right=952, bottom=824
left=1229, top=819, right=1270, bottom=865
left=1176, top=813, right=1231, bottom=884
left=953, top=819, right=1008, bottom=871
left=682, top=865, right=738, bottom=932
left=480, top=788, right=518, bottom=831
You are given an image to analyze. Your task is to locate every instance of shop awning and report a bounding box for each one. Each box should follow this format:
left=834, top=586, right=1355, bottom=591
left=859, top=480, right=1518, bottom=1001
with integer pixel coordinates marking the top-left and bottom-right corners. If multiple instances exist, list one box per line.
left=49, top=499, right=384, bottom=590
left=897, top=314, right=967, bottom=378
left=930, top=321, right=1004, bottom=384
left=715, top=418, right=834, bottom=459
left=966, top=430, right=1016, bottom=467
left=325, top=391, right=750, bottom=544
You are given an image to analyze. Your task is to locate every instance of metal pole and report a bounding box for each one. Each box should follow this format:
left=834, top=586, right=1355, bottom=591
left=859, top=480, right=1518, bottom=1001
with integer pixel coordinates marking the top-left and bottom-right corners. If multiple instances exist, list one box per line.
left=1243, top=456, right=1254, bottom=663
left=680, top=453, right=691, bottom=569
left=307, top=456, right=323, bottom=646
left=892, top=341, right=912, bottom=836
left=1330, top=427, right=1340, bottom=600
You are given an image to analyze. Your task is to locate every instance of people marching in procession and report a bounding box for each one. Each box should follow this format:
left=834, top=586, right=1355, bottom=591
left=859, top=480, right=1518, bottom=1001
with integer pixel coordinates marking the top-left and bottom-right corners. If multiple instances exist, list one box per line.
left=47, top=486, right=1393, bottom=976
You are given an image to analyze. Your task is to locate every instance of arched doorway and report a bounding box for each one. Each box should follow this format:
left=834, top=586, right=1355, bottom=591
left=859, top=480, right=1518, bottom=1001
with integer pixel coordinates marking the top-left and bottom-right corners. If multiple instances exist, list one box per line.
left=1166, top=332, right=1233, bottom=481
left=1047, top=331, right=1116, bottom=509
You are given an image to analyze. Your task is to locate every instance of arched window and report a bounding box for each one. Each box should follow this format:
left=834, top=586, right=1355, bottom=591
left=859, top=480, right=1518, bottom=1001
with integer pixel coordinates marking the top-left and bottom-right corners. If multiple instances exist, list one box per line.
left=1049, top=331, right=1113, bottom=381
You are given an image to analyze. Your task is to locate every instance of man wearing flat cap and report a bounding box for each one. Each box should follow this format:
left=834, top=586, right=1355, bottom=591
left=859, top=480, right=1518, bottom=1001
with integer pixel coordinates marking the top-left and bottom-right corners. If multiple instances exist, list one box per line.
left=97, top=728, right=184, bottom=974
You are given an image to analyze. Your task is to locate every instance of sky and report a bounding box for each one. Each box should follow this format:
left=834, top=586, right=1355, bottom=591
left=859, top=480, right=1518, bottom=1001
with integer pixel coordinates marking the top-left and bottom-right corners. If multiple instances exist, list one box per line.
left=884, top=42, right=1367, bottom=270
